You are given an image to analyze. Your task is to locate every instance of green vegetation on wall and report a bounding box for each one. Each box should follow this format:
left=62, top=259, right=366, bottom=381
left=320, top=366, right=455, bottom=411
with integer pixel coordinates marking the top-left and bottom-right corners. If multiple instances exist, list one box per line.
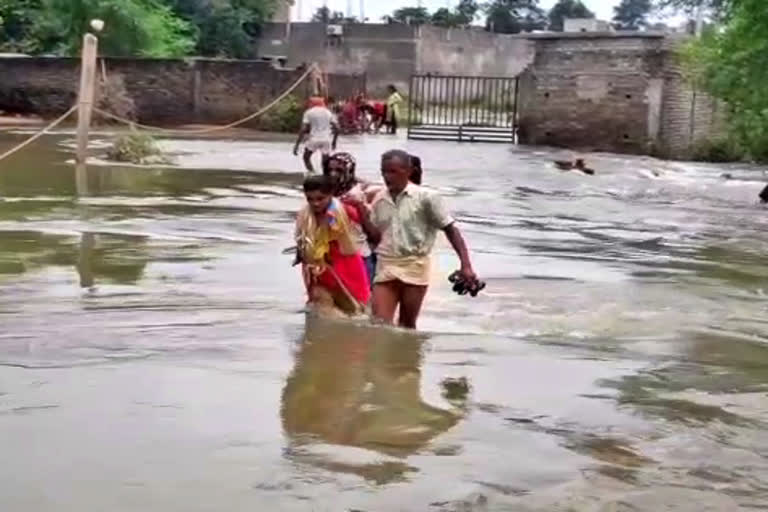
left=682, top=0, right=768, bottom=162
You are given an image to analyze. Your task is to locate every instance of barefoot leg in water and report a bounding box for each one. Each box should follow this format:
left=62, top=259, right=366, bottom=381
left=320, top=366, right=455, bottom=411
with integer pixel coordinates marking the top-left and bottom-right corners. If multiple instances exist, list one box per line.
left=372, top=281, right=401, bottom=325
left=309, top=286, right=346, bottom=319
left=398, top=284, right=428, bottom=329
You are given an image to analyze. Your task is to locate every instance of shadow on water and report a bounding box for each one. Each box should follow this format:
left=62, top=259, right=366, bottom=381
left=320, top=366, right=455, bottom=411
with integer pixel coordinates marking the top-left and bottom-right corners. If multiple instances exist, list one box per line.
left=0, top=230, right=150, bottom=283
left=281, top=315, right=462, bottom=484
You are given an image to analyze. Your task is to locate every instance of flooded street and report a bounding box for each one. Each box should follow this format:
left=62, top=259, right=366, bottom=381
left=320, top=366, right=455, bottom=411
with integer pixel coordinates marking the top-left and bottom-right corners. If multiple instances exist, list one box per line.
left=2, top=131, right=768, bottom=511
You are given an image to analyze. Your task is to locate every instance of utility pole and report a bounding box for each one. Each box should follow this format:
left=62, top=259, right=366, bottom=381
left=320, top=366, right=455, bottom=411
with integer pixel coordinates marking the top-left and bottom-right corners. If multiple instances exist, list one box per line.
left=75, top=32, right=98, bottom=197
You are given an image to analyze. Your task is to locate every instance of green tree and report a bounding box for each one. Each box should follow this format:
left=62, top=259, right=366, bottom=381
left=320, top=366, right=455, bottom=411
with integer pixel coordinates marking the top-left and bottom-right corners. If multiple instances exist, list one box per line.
left=655, top=0, right=726, bottom=19
left=683, top=0, right=768, bottom=161
left=548, top=0, right=594, bottom=31
left=456, top=0, right=480, bottom=24
left=431, top=0, right=478, bottom=27
left=391, top=6, right=431, bottom=25
left=28, top=0, right=195, bottom=56
left=485, top=0, right=547, bottom=34
left=431, top=8, right=459, bottom=27
left=311, top=6, right=346, bottom=23
left=167, top=0, right=276, bottom=58
left=0, top=0, right=41, bottom=52
left=612, top=0, right=652, bottom=30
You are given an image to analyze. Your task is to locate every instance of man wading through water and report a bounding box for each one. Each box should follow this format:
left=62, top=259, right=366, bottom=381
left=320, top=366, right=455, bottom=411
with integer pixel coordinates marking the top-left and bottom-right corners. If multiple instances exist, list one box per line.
left=293, top=97, right=339, bottom=173
left=368, top=150, right=478, bottom=329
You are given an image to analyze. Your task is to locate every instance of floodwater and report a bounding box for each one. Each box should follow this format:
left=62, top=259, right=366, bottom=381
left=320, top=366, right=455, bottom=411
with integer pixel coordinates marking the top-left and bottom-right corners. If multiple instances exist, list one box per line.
left=1, top=131, right=768, bottom=511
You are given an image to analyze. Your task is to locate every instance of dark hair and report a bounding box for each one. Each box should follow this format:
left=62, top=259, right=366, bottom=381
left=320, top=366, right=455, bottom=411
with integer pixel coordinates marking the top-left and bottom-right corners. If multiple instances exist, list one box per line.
left=410, top=155, right=423, bottom=185
left=387, top=84, right=398, bottom=93
left=382, top=149, right=412, bottom=168
left=760, top=184, right=768, bottom=203
left=303, top=174, right=334, bottom=195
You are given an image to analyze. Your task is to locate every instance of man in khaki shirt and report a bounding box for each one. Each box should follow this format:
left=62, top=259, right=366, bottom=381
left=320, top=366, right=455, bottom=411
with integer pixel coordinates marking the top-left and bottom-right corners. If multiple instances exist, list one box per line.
left=369, top=150, right=477, bottom=329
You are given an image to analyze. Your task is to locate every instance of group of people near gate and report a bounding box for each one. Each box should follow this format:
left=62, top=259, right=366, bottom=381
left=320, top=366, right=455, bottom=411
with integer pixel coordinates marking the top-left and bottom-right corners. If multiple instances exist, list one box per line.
left=293, top=87, right=403, bottom=161
left=291, top=148, right=479, bottom=329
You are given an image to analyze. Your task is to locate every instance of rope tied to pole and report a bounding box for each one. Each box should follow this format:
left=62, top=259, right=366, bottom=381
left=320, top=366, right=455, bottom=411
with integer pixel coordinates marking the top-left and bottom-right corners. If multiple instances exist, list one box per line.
left=0, top=105, right=78, bottom=164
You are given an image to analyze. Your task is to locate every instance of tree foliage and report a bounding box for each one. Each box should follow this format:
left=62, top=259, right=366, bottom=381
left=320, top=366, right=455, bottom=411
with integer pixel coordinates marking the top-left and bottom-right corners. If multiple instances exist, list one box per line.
left=0, top=0, right=40, bottom=52
left=28, top=0, right=195, bottom=57
left=548, top=0, right=594, bottom=31
left=390, top=6, right=431, bottom=25
left=311, top=6, right=346, bottom=23
left=612, top=0, right=652, bottom=30
left=655, top=0, right=727, bottom=19
left=683, top=0, right=768, bottom=161
left=485, top=0, right=547, bottom=34
left=0, top=0, right=276, bottom=58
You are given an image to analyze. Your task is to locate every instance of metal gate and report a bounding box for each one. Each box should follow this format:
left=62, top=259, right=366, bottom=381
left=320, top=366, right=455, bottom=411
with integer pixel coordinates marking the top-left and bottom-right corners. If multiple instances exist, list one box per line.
left=407, top=75, right=519, bottom=143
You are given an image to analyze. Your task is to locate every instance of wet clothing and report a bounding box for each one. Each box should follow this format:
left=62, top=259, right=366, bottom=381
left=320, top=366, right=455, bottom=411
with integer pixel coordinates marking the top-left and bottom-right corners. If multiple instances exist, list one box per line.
left=363, top=253, right=377, bottom=287
left=386, top=92, right=403, bottom=124
left=325, top=153, right=370, bottom=258
left=374, top=254, right=431, bottom=286
left=370, top=183, right=455, bottom=286
left=386, top=92, right=403, bottom=134
left=302, top=106, right=337, bottom=151
left=295, top=199, right=370, bottom=308
left=343, top=182, right=372, bottom=258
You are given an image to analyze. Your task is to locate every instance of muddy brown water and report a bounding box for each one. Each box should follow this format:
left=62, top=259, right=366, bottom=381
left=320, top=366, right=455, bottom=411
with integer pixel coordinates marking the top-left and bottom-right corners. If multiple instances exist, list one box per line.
left=1, top=131, right=768, bottom=511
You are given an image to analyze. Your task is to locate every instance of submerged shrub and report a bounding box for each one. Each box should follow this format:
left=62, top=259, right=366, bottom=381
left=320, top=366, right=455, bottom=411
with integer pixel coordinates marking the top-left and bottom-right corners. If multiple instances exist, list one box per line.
left=107, top=132, right=165, bottom=164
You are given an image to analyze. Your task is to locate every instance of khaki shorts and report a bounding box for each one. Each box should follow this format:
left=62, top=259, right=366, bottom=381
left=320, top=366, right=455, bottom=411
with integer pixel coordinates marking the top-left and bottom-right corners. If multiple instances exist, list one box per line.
left=305, top=139, right=331, bottom=153
left=374, top=255, right=432, bottom=287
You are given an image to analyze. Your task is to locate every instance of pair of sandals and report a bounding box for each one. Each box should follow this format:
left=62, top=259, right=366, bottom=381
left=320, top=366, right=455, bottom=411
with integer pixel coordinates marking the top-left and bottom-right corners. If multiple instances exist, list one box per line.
left=448, top=271, right=486, bottom=298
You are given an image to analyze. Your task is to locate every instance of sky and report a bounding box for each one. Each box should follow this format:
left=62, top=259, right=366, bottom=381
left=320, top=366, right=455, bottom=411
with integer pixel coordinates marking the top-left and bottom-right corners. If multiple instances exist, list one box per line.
left=291, top=0, right=622, bottom=23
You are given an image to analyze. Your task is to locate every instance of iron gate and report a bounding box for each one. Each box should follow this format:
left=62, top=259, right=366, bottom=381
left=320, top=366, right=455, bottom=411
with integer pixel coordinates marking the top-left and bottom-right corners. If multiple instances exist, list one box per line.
left=407, top=74, right=519, bottom=143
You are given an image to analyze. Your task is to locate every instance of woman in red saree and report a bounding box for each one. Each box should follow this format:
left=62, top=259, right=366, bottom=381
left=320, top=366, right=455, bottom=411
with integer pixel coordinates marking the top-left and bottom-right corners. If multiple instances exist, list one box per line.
left=294, top=175, right=378, bottom=315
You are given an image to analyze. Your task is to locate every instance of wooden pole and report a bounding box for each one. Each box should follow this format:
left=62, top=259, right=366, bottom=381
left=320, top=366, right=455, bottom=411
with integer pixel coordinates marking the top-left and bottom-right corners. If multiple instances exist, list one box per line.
left=75, top=33, right=98, bottom=197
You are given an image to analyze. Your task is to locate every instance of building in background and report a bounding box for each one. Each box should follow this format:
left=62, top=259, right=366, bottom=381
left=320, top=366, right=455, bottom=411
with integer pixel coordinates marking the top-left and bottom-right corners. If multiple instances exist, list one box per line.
left=272, top=0, right=294, bottom=23
left=564, top=18, right=611, bottom=32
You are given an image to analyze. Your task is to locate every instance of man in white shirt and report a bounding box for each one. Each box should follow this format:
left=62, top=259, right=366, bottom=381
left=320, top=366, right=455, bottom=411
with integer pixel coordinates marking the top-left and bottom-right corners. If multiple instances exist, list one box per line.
left=293, top=97, right=339, bottom=173
left=368, top=150, right=478, bottom=329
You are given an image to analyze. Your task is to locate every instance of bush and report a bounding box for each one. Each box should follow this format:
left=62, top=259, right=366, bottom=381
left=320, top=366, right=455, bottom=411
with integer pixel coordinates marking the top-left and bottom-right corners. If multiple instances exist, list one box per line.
left=107, top=132, right=166, bottom=164
left=691, top=137, right=745, bottom=163
left=258, top=95, right=303, bottom=133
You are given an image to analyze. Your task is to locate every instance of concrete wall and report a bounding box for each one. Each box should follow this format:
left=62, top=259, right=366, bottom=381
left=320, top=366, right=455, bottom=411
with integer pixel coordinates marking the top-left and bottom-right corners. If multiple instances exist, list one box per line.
left=0, top=29, right=723, bottom=158
left=416, top=26, right=535, bottom=78
left=517, top=33, right=667, bottom=154
left=0, top=57, right=361, bottom=125
left=258, top=23, right=535, bottom=95
left=258, top=23, right=418, bottom=94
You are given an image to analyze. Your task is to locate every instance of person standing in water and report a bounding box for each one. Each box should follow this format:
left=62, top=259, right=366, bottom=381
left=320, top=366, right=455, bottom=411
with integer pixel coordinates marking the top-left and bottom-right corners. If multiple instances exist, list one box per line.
left=293, top=97, right=339, bottom=173
left=385, top=85, right=404, bottom=135
left=323, top=152, right=378, bottom=284
left=369, top=150, right=478, bottom=329
left=294, top=175, right=376, bottom=316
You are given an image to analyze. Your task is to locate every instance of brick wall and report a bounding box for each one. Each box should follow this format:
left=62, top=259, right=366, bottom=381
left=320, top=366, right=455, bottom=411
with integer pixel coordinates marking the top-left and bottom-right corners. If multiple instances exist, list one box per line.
left=517, top=33, right=666, bottom=154
left=0, top=57, right=363, bottom=125
left=658, top=47, right=726, bottom=159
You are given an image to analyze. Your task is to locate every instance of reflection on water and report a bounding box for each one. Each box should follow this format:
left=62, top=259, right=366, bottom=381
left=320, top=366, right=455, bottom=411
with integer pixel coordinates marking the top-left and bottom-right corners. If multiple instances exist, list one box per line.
left=282, top=316, right=460, bottom=483
left=2, top=132, right=768, bottom=510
